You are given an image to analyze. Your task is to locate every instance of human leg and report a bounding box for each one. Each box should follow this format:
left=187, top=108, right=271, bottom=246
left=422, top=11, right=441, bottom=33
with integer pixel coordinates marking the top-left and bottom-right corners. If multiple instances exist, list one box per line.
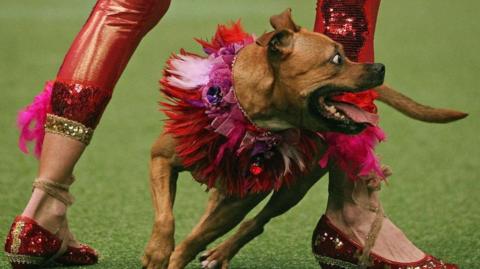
left=313, top=1, right=458, bottom=267
left=5, top=0, right=171, bottom=267
left=312, top=165, right=458, bottom=268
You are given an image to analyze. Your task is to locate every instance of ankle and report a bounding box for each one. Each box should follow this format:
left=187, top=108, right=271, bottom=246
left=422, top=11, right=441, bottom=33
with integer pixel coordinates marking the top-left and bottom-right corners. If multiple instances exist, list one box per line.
left=326, top=201, right=378, bottom=232
left=22, top=189, right=68, bottom=232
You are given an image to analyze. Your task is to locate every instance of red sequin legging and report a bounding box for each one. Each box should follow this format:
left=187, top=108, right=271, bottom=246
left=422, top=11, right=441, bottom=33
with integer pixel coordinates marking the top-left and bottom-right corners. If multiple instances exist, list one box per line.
left=314, top=0, right=381, bottom=113
left=51, top=0, right=171, bottom=129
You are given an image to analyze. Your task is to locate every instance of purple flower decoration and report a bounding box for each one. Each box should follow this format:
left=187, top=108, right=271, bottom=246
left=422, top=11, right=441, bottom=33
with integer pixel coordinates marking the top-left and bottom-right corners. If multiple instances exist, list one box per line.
left=206, top=86, right=222, bottom=105
left=209, top=63, right=232, bottom=91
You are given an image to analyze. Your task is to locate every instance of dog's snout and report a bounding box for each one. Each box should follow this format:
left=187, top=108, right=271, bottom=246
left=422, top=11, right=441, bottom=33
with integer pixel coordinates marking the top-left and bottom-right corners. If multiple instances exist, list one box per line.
left=372, top=63, right=385, bottom=75
left=358, top=63, right=386, bottom=89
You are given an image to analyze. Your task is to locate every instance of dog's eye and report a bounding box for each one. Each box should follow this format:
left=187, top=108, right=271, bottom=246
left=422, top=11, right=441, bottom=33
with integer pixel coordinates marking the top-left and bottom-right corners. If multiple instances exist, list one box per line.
left=331, top=54, right=343, bottom=65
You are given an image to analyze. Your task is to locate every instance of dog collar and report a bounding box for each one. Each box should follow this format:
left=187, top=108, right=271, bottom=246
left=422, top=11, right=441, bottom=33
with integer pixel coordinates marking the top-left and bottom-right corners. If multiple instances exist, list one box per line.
left=161, top=22, right=385, bottom=196
left=161, top=22, right=318, bottom=196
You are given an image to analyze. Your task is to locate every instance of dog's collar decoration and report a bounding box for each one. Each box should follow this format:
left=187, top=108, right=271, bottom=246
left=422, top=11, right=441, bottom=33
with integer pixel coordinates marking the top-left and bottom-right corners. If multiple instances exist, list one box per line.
left=162, top=22, right=319, bottom=196
left=161, top=22, right=385, bottom=196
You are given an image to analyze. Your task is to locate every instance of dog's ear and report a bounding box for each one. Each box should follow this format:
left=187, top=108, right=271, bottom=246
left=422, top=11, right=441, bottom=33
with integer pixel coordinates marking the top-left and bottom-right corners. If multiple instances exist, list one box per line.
left=268, top=29, right=294, bottom=58
left=270, top=8, right=300, bottom=32
left=256, top=29, right=294, bottom=59
left=256, top=31, right=276, bottom=47
left=256, top=9, right=298, bottom=59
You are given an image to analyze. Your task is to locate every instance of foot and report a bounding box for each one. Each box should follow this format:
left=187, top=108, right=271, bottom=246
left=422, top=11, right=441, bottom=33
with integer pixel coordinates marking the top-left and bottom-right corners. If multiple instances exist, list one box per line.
left=324, top=164, right=433, bottom=264
left=142, top=221, right=174, bottom=269
left=198, top=243, right=234, bottom=269
left=5, top=181, right=98, bottom=267
left=4, top=215, right=98, bottom=268
left=61, top=218, right=83, bottom=248
left=141, top=243, right=173, bottom=269
left=23, top=188, right=82, bottom=249
left=313, top=214, right=458, bottom=268
left=327, top=165, right=425, bottom=263
left=326, top=210, right=425, bottom=263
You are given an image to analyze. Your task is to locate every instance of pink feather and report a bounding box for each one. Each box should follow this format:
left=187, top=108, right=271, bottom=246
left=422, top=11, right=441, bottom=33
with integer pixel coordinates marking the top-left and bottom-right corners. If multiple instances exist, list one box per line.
left=319, top=126, right=386, bottom=180
left=17, top=81, right=53, bottom=158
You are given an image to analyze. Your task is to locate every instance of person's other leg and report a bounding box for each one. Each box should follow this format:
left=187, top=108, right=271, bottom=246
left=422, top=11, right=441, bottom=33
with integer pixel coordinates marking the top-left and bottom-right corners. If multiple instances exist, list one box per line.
left=23, top=0, right=170, bottom=233
left=313, top=0, right=424, bottom=262
left=324, top=166, right=425, bottom=262
left=6, top=0, right=171, bottom=266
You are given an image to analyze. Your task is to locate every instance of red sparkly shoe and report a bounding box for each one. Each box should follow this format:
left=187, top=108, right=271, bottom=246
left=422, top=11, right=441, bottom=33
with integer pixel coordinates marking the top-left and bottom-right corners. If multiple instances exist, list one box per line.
left=312, top=213, right=459, bottom=269
left=4, top=179, right=98, bottom=268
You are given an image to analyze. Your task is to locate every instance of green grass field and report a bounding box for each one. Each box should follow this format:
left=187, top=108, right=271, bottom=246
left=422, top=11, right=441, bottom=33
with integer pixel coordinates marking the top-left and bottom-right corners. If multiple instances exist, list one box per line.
left=1, top=0, right=479, bottom=268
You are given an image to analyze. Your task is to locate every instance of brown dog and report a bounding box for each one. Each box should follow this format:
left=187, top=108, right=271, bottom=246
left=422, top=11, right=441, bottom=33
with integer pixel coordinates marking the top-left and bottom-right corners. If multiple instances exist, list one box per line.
left=141, top=9, right=466, bottom=269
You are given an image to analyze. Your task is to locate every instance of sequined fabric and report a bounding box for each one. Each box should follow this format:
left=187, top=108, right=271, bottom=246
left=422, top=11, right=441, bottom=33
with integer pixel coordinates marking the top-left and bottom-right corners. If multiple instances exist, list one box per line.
left=45, top=114, right=94, bottom=145
left=50, top=81, right=111, bottom=129
left=4, top=216, right=98, bottom=267
left=55, top=244, right=98, bottom=266
left=314, top=0, right=381, bottom=114
left=312, top=215, right=459, bottom=269
left=50, top=0, right=171, bottom=129
left=321, top=0, right=367, bottom=61
left=4, top=216, right=61, bottom=265
left=315, top=0, right=380, bottom=62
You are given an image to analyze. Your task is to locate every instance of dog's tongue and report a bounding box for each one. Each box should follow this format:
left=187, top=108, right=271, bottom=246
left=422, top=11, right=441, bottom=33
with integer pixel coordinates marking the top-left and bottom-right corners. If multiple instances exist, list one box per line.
left=332, top=102, right=379, bottom=126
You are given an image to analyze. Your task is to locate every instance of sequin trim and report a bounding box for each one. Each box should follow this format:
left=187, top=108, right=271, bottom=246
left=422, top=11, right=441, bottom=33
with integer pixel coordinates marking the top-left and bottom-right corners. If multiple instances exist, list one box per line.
left=5, top=253, right=45, bottom=265
left=314, top=253, right=359, bottom=269
left=45, top=114, right=93, bottom=145
left=10, top=221, right=25, bottom=254
left=320, top=0, right=368, bottom=61
left=51, top=81, right=112, bottom=128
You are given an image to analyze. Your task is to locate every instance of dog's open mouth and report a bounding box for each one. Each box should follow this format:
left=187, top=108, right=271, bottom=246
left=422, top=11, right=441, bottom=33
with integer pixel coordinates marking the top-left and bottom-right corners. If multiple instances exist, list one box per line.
left=309, top=87, right=379, bottom=134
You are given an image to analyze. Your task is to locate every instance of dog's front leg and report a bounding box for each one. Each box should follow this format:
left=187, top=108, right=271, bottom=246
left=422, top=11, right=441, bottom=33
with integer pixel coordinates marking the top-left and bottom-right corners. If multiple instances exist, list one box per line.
left=142, top=133, right=181, bottom=269
left=199, top=166, right=328, bottom=269
left=168, top=189, right=268, bottom=269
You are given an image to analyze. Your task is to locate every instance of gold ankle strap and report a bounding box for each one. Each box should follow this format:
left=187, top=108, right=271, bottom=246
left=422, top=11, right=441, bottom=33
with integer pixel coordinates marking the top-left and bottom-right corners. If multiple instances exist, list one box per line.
left=357, top=206, right=384, bottom=268
left=33, top=178, right=75, bottom=206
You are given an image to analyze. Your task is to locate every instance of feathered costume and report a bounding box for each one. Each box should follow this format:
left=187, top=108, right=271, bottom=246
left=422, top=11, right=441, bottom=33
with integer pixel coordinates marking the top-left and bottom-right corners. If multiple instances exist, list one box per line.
left=160, top=22, right=384, bottom=196
left=161, top=23, right=318, bottom=197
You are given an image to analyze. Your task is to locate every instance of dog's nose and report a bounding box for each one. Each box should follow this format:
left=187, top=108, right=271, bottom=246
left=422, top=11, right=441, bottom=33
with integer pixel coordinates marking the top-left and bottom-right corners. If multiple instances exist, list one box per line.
left=372, top=63, right=385, bottom=75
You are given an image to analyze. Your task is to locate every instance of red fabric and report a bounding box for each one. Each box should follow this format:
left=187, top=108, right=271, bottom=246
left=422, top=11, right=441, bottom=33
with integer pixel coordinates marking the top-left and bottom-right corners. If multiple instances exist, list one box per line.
left=312, top=215, right=459, bottom=268
left=50, top=81, right=112, bottom=128
left=161, top=23, right=319, bottom=196
left=314, top=0, right=380, bottom=63
left=314, top=0, right=381, bottom=112
left=51, top=0, right=171, bottom=128
left=195, top=20, right=250, bottom=52
left=4, top=216, right=98, bottom=266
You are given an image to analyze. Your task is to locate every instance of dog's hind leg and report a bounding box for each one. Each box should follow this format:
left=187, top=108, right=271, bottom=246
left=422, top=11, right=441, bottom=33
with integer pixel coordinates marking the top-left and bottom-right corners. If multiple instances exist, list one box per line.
left=142, top=132, right=182, bottom=269
left=167, top=189, right=268, bottom=269
left=199, top=166, right=328, bottom=269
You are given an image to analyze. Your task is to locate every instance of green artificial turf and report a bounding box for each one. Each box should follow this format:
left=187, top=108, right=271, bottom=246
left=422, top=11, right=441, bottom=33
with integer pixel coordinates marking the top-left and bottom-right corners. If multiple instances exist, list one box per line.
left=1, top=0, right=479, bottom=268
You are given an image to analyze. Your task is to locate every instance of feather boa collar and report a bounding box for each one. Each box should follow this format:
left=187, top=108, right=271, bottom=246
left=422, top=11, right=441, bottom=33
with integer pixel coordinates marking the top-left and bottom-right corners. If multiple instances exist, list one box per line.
left=161, top=22, right=320, bottom=196
left=160, top=21, right=385, bottom=196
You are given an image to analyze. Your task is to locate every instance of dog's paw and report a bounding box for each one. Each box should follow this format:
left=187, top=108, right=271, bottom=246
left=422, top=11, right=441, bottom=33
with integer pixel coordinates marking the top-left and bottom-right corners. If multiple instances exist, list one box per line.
left=142, top=251, right=171, bottom=269
left=198, top=247, right=232, bottom=269
left=142, top=242, right=173, bottom=269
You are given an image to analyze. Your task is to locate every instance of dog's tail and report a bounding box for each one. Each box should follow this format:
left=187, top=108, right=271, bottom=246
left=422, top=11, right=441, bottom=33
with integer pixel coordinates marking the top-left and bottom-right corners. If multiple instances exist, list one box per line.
left=375, top=84, right=468, bottom=123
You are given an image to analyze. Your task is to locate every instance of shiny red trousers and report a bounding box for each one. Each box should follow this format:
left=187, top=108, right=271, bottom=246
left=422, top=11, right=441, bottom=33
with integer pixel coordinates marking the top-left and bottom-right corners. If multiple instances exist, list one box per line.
left=51, top=0, right=170, bottom=129
left=314, top=0, right=381, bottom=113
